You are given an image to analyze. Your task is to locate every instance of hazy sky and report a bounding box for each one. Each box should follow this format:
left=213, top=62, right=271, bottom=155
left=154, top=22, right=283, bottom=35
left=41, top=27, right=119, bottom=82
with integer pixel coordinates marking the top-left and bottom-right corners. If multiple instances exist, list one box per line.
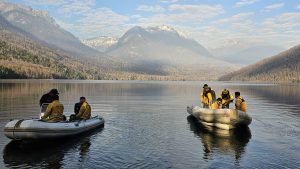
left=7, top=0, right=300, bottom=49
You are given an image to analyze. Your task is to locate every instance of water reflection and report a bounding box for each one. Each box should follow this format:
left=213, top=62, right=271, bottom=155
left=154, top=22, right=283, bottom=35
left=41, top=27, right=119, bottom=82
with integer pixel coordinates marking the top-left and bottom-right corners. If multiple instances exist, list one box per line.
left=1, top=80, right=300, bottom=168
left=3, top=128, right=103, bottom=169
left=187, top=115, right=251, bottom=162
left=78, top=140, right=91, bottom=162
left=240, top=85, right=300, bottom=107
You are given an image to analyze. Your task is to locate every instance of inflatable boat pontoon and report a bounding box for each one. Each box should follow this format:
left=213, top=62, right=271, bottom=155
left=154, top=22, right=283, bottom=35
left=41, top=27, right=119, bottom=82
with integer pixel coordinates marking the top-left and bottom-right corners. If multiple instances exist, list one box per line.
left=4, top=116, right=104, bottom=140
left=187, top=105, right=251, bottom=130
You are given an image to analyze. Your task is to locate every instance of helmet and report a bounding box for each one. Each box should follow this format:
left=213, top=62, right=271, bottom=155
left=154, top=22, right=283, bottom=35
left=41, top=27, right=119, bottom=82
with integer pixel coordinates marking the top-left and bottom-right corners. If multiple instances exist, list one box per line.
left=222, top=89, right=229, bottom=95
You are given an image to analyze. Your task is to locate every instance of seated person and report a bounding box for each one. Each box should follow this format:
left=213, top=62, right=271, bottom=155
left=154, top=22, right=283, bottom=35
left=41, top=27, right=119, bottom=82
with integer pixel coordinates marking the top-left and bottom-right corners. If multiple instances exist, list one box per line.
left=235, top=92, right=247, bottom=112
left=41, top=95, right=64, bottom=122
left=74, top=102, right=82, bottom=115
left=200, top=84, right=215, bottom=108
left=210, top=98, right=222, bottom=109
left=39, top=88, right=59, bottom=107
left=220, top=89, right=234, bottom=109
left=70, top=97, right=91, bottom=121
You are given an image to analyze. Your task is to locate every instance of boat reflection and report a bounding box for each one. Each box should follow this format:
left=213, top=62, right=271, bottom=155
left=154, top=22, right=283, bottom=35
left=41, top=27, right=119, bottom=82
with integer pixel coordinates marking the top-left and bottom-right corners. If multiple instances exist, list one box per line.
left=187, top=115, right=251, bottom=161
left=3, top=128, right=103, bottom=168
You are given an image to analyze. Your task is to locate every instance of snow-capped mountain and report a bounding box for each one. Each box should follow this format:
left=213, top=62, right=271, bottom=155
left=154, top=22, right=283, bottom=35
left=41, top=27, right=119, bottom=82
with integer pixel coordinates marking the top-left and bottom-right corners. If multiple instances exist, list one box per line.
left=108, top=25, right=213, bottom=61
left=106, top=25, right=236, bottom=79
left=82, top=36, right=118, bottom=52
left=145, top=25, right=188, bottom=39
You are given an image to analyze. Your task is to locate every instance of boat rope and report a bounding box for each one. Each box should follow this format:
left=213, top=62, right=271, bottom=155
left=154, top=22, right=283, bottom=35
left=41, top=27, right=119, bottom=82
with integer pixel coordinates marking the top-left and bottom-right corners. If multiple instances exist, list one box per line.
left=12, top=119, right=24, bottom=140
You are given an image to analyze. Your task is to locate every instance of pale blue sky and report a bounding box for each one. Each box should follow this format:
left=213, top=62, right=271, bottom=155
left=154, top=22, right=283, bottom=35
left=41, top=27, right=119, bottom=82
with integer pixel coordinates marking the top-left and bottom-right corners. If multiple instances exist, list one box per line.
left=7, top=0, right=300, bottom=49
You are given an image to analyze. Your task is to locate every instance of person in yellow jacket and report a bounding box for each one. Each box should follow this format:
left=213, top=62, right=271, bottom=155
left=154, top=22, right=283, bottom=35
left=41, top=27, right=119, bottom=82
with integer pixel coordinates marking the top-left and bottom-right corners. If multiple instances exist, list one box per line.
left=41, top=95, right=64, bottom=122
left=200, top=84, right=216, bottom=108
left=210, top=98, right=222, bottom=109
left=235, top=92, right=247, bottom=112
left=76, top=96, right=91, bottom=120
left=220, top=89, right=234, bottom=109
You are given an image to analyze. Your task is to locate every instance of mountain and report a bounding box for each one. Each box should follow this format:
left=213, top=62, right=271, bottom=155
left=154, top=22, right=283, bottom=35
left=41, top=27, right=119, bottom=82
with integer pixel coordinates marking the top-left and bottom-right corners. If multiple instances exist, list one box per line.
left=106, top=25, right=237, bottom=79
left=0, top=2, right=101, bottom=58
left=0, top=13, right=114, bottom=79
left=0, top=1, right=239, bottom=80
left=1, top=12, right=206, bottom=80
left=219, top=44, right=300, bottom=82
left=210, top=39, right=286, bottom=65
left=82, top=36, right=118, bottom=52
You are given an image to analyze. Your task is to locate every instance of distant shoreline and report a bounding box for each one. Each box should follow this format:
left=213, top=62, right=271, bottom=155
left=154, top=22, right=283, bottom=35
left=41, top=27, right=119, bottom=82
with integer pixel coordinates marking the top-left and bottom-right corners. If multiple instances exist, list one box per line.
left=1, top=78, right=299, bottom=85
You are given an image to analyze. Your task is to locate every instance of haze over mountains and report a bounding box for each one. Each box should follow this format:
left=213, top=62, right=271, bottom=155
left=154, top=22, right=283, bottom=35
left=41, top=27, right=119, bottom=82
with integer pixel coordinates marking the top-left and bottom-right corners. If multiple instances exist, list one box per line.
left=219, top=44, right=300, bottom=82
left=0, top=12, right=115, bottom=79
left=105, top=25, right=237, bottom=77
left=83, top=25, right=237, bottom=78
left=0, top=2, right=236, bottom=80
left=1, top=1, right=296, bottom=81
left=210, top=39, right=286, bottom=65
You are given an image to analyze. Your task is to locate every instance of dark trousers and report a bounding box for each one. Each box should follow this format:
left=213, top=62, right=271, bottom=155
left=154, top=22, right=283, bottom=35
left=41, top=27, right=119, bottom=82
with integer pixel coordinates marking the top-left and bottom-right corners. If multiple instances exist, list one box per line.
left=69, top=114, right=83, bottom=121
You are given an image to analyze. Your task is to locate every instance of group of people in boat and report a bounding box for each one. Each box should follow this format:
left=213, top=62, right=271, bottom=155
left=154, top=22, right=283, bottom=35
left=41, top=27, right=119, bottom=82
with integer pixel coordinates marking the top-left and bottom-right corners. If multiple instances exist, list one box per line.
left=39, top=89, right=91, bottom=122
left=200, top=84, right=247, bottom=112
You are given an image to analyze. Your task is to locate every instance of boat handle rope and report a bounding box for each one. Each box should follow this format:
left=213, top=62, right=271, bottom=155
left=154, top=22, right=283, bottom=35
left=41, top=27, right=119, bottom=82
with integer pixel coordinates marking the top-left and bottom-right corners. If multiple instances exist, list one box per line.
left=13, top=119, right=24, bottom=140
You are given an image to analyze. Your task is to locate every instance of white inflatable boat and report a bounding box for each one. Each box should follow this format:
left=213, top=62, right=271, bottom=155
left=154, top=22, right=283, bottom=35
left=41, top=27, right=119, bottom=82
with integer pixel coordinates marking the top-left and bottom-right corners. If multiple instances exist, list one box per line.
left=187, top=105, right=252, bottom=130
left=4, top=116, right=105, bottom=140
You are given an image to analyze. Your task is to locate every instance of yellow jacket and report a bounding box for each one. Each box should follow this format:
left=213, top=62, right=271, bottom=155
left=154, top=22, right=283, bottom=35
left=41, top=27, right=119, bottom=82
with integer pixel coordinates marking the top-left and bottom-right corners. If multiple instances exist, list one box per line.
left=42, top=100, right=64, bottom=122
left=76, top=101, right=91, bottom=120
left=210, top=102, right=221, bottom=109
left=235, top=96, right=247, bottom=112
left=221, top=94, right=234, bottom=106
left=200, top=92, right=213, bottom=106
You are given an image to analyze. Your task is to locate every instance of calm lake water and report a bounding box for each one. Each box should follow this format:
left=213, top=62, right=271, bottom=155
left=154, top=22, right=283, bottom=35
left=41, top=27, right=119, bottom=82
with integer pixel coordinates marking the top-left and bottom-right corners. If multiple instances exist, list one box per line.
left=0, top=80, right=300, bottom=169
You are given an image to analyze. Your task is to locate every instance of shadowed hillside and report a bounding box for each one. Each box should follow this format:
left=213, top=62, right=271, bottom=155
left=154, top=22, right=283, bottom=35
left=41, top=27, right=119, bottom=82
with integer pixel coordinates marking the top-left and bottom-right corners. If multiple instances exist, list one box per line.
left=0, top=1, right=102, bottom=59
left=219, top=44, right=300, bottom=82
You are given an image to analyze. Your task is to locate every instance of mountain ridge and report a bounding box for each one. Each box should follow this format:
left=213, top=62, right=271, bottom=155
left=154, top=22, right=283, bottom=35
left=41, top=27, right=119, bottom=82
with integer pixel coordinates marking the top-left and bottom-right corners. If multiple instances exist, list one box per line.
left=0, top=12, right=126, bottom=79
left=105, top=25, right=237, bottom=79
left=219, top=44, right=300, bottom=82
left=0, top=2, right=239, bottom=80
left=82, top=36, right=118, bottom=52
left=0, top=1, right=103, bottom=59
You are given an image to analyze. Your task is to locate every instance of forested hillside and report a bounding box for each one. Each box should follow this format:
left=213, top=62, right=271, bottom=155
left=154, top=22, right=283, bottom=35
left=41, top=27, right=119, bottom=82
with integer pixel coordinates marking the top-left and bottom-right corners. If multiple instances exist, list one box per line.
left=219, top=44, right=300, bottom=82
left=0, top=17, right=197, bottom=80
left=0, top=2, right=238, bottom=81
left=0, top=2, right=102, bottom=59
left=0, top=14, right=112, bottom=79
